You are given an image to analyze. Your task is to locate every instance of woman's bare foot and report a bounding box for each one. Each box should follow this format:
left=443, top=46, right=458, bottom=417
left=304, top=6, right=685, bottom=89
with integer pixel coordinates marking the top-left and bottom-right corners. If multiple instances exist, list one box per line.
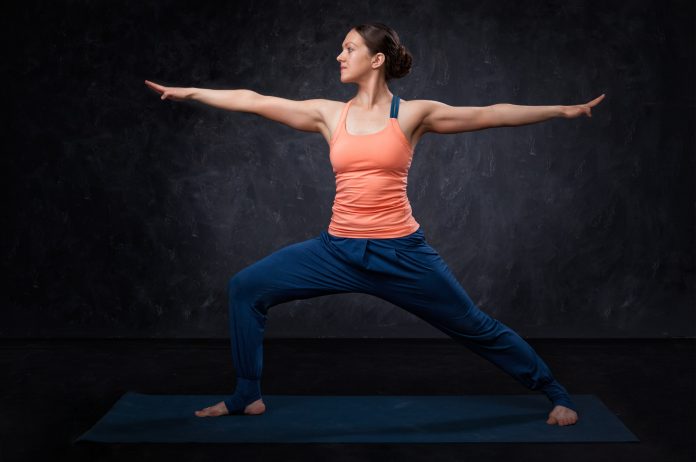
left=194, top=398, right=266, bottom=417
left=546, top=405, right=578, bottom=426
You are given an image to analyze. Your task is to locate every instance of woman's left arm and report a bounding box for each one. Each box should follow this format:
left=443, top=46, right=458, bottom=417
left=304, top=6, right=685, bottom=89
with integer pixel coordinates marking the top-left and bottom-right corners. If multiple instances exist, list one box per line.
left=420, top=93, right=605, bottom=134
left=486, top=93, right=605, bottom=127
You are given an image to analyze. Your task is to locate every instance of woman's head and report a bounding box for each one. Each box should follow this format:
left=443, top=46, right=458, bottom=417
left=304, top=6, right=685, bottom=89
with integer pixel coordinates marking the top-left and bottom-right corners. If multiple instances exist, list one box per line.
left=337, top=23, right=413, bottom=83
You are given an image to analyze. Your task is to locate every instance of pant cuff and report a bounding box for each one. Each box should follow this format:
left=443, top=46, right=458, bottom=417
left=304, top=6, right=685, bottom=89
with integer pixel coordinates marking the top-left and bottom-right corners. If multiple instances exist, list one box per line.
left=541, top=379, right=578, bottom=412
left=223, top=377, right=262, bottom=414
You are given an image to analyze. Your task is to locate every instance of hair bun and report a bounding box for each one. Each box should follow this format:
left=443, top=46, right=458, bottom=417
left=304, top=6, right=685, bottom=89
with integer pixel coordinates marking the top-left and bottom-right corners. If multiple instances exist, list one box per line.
left=352, top=23, right=413, bottom=81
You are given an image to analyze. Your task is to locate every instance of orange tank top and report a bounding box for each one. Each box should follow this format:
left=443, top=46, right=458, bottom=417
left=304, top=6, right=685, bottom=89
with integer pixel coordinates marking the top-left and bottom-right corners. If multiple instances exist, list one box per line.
left=328, top=95, right=421, bottom=238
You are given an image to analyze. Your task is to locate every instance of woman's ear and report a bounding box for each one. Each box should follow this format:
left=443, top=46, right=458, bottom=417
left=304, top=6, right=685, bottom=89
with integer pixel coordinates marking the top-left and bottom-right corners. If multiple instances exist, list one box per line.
left=372, top=52, right=385, bottom=69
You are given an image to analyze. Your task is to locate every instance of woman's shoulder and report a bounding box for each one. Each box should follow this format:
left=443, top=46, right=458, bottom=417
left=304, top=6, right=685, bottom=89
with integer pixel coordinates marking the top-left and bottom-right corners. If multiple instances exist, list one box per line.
left=315, top=98, right=348, bottom=117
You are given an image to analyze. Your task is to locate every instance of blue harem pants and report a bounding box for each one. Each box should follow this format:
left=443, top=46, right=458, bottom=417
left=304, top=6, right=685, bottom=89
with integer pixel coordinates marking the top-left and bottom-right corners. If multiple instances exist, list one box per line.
left=224, top=226, right=577, bottom=414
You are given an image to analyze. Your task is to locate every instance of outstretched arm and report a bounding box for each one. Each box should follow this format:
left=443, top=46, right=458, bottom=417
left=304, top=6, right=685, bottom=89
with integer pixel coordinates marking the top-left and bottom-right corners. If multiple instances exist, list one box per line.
left=420, top=94, right=605, bottom=134
left=144, top=80, right=325, bottom=133
left=484, top=94, right=605, bottom=127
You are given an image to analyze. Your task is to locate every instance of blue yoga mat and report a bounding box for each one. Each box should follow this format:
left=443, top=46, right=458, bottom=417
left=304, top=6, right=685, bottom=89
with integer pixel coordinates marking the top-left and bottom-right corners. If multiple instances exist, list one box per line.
left=75, top=392, right=639, bottom=443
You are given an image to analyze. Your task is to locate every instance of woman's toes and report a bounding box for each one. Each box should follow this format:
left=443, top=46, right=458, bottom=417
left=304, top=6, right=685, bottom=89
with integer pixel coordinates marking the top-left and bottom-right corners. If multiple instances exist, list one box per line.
left=194, top=407, right=213, bottom=417
left=194, top=402, right=228, bottom=417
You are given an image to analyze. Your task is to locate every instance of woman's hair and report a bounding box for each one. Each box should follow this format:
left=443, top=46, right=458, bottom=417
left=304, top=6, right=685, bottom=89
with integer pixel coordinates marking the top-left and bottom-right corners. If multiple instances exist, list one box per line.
left=352, top=22, right=413, bottom=81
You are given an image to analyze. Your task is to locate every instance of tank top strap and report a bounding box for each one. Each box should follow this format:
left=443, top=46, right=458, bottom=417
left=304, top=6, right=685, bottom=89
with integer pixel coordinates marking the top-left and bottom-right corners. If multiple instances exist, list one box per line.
left=339, top=100, right=352, bottom=127
left=331, top=100, right=353, bottom=144
left=390, top=94, right=400, bottom=118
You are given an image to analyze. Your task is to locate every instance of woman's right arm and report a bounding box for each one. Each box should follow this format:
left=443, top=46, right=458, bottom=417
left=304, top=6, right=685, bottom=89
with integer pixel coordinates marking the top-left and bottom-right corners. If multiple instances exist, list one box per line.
left=145, top=80, right=326, bottom=133
left=189, top=87, right=258, bottom=113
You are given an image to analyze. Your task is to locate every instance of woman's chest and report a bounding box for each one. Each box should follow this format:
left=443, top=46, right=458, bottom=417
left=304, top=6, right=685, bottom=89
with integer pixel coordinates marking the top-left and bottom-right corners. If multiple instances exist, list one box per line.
left=330, top=132, right=413, bottom=173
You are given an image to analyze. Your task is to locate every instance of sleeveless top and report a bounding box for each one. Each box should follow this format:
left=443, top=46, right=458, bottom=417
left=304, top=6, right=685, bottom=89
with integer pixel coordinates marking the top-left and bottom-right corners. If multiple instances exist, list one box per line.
left=328, top=95, right=421, bottom=238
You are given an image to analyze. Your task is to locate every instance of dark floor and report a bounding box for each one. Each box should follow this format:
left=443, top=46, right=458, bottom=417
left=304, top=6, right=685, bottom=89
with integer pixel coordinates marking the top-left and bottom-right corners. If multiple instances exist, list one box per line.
left=1, top=338, right=694, bottom=461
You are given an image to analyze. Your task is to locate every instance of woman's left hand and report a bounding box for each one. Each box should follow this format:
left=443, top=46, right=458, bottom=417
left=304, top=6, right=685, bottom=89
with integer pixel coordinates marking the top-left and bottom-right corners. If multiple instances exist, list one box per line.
left=562, top=94, right=605, bottom=119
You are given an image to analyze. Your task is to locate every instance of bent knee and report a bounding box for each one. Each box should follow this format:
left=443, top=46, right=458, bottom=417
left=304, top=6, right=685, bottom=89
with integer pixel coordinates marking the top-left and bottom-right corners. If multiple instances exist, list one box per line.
left=228, top=271, right=255, bottom=298
left=227, top=270, right=270, bottom=307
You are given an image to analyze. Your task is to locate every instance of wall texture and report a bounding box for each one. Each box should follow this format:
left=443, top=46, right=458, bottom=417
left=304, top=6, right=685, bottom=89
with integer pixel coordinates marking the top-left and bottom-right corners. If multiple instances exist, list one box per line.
left=3, top=0, right=694, bottom=338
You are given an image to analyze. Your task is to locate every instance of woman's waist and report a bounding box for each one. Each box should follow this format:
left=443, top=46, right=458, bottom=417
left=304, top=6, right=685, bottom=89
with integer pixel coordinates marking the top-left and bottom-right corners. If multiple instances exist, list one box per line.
left=331, top=195, right=413, bottom=214
left=327, top=217, right=421, bottom=240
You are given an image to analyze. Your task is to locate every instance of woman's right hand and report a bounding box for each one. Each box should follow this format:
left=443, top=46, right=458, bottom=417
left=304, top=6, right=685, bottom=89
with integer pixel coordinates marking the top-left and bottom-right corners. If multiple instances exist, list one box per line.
left=144, top=80, right=193, bottom=102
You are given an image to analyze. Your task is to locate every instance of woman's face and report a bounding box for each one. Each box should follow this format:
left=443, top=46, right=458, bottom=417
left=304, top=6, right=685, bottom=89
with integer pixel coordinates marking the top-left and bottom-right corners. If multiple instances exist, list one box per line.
left=336, top=30, right=383, bottom=82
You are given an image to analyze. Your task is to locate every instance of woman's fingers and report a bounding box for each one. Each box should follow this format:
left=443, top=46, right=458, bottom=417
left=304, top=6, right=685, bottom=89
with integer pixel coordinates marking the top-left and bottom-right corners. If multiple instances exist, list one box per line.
left=561, top=94, right=604, bottom=119
left=144, top=80, right=165, bottom=94
left=587, top=93, right=605, bottom=107
left=586, top=93, right=606, bottom=116
left=571, top=94, right=604, bottom=118
left=144, top=80, right=181, bottom=101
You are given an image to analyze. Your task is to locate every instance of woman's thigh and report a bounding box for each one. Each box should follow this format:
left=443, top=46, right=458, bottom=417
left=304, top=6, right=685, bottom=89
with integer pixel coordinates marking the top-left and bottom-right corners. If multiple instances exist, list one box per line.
left=369, top=242, right=496, bottom=336
left=229, top=234, right=375, bottom=311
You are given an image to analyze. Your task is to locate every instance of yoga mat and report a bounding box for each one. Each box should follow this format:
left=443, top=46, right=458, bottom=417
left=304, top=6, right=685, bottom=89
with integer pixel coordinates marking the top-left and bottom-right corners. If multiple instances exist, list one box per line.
left=75, top=392, right=639, bottom=443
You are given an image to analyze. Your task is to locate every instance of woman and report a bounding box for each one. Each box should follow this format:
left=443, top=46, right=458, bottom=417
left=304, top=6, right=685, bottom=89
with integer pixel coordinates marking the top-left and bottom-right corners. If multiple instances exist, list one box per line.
left=145, top=22, right=603, bottom=427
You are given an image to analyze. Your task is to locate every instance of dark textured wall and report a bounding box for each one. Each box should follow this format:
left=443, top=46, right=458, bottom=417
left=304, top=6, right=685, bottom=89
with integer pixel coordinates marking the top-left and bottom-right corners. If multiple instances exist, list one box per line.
left=3, top=0, right=694, bottom=338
